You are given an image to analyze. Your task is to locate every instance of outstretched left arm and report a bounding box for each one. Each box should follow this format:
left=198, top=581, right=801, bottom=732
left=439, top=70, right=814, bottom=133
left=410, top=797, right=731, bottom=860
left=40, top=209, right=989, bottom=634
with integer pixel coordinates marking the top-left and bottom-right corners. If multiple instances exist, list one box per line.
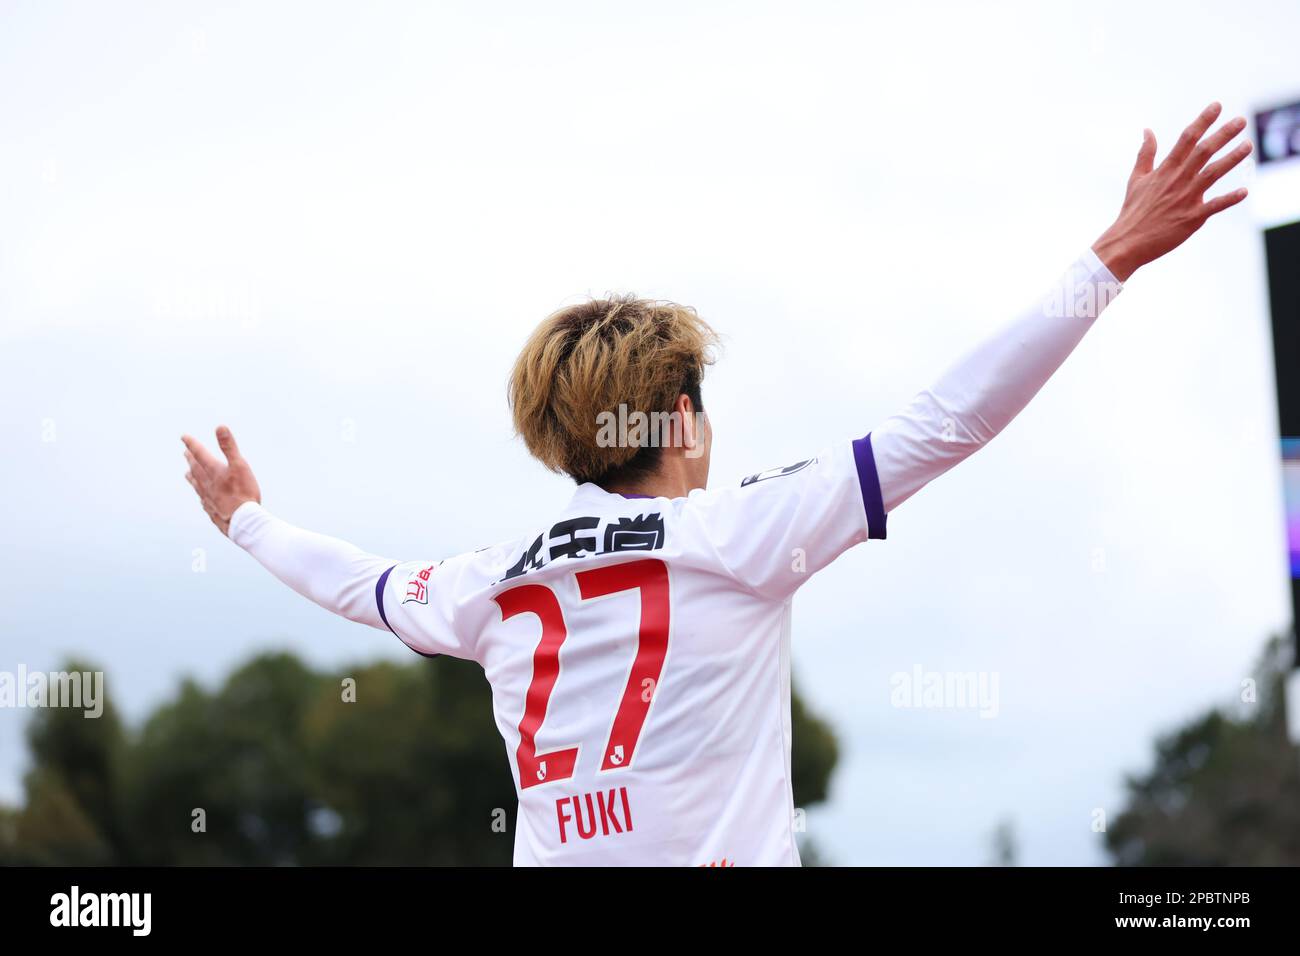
left=182, top=426, right=395, bottom=630
left=870, top=102, right=1251, bottom=513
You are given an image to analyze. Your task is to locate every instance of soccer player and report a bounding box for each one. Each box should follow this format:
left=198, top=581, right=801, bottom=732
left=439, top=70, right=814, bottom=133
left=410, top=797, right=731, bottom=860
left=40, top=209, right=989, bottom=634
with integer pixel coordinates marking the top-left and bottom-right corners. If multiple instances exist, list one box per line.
left=183, top=103, right=1251, bottom=866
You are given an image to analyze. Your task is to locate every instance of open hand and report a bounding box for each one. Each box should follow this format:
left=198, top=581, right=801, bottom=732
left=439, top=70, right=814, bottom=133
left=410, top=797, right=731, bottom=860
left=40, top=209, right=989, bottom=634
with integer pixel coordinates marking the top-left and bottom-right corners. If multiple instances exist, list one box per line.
left=1093, top=102, right=1252, bottom=282
left=182, top=426, right=261, bottom=535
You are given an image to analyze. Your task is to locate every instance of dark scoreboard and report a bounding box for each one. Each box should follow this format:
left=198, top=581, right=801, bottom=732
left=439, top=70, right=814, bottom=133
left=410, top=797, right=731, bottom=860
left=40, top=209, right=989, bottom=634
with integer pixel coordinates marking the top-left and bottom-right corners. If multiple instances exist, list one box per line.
left=1259, top=100, right=1300, bottom=661
left=1267, top=221, right=1300, bottom=663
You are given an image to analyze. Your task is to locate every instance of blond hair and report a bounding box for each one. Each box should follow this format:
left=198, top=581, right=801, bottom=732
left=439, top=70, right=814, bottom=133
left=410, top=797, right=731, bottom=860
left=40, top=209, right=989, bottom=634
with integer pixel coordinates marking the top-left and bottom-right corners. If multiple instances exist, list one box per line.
left=508, top=295, right=720, bottom=485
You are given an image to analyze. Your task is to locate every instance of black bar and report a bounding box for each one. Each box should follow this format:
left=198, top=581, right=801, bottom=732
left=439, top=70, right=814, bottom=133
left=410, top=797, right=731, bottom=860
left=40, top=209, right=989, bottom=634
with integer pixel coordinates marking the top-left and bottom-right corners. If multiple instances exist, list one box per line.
left=0, top=865, right=1290, bottom=941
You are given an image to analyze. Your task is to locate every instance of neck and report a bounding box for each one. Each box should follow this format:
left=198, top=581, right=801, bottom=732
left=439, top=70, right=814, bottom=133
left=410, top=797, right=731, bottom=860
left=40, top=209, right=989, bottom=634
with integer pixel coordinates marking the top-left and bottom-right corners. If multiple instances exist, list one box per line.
left=603, top=467, right=696, bottom=500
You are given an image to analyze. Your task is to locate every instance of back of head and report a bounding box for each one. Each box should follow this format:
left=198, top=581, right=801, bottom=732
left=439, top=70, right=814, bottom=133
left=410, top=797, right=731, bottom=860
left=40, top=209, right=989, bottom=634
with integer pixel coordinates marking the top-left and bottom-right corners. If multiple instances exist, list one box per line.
left=508, top=295, right=719, bottom=487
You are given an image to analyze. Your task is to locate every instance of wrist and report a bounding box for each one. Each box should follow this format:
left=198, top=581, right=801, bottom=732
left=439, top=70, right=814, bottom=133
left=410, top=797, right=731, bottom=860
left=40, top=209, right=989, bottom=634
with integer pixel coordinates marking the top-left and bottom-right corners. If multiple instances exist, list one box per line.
left=1091, top=227, right=1140, bottom=283
left=227, top=499, right=264, bottom=542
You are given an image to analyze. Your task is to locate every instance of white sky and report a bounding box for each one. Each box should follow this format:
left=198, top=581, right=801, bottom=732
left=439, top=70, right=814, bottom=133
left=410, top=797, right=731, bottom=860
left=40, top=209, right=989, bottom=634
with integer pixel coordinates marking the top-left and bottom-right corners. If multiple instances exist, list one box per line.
left=1, top=0, right=1295, bottom=864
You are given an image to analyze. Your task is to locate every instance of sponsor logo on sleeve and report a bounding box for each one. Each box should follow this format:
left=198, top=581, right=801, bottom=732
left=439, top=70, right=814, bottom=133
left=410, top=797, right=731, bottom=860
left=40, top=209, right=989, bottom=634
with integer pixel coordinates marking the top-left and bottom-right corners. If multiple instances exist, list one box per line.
left=402, top=564, right=439, bottom=605
left=740, top=458, right=816, bottom=487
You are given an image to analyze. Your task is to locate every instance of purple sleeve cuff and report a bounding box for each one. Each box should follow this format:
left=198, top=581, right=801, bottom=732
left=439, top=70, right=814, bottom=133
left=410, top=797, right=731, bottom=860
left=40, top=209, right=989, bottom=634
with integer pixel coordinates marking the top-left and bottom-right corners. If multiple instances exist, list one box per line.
left=852, top=433, right=888, bottom=540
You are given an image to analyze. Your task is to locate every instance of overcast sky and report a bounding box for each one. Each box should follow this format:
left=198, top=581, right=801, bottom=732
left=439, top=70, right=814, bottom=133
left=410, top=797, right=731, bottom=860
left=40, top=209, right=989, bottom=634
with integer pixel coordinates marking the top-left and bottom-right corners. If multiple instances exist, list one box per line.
left=2, top=0, right=1295, bottom=864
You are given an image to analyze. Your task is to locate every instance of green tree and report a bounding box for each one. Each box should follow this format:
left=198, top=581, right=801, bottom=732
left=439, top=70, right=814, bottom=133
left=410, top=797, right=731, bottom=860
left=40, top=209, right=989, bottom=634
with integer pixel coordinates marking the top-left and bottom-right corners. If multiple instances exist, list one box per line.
left=122, top=653, right=328, bottom=865
left=988, top=818, right=1018, bottom=867
left=791, top=682, right=838, bottom=809
left=2, top=651, right=841, bottom=866
left=0, top=660, right=125, bottom=865
left=300, top=656, right=514, bottom=865
left=1106, top=635, right=1300, bottom=865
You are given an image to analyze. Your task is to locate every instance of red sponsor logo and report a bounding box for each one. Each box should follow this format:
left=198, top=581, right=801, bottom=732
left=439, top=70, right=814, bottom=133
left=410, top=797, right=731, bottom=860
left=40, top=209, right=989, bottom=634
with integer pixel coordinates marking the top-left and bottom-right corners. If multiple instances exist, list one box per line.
left=402, top=564, right=436, bottom=605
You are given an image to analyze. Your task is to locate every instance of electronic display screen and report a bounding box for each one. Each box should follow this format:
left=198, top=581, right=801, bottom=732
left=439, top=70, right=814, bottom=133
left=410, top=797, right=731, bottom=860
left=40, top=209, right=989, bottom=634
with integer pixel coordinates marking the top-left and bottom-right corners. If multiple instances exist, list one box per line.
left=1265, top=219, right=1300, bottom=656
left=1257, top=102, right=1300, bottom=166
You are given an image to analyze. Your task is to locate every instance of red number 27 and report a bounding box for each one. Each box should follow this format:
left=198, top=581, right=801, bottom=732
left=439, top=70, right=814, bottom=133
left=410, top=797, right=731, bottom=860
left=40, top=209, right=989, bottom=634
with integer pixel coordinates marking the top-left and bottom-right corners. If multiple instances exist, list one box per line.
left=493, top=558, right=670, bottom=789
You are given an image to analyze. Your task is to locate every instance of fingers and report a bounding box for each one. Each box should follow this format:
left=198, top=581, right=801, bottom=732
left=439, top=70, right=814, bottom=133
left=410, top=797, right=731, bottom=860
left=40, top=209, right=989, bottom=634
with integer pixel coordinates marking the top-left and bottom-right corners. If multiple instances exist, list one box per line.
left=185, top=468, right=223, bottom=528
left=188, top=475, right=221, bottom=518
left=1163, top=101, right=1222, bottom=168
left=182, top=434, right=221, bottom=476
left=1202, top=187, right=1249, bottom=219
left=185, top=467, right=214, bottom=509
left=215, top=425, right=243, bottom=463
left=1199, top=139, right=1252, bottom=189
left=1188, top=115, right=1247, bottom=170
left=184, top=451, right=216, bottom=502
left=183, top=431, right=235, bottom=535
left=1131, top=128, right=1156, bottom=181
left=197, top=493, right=224, bottom=530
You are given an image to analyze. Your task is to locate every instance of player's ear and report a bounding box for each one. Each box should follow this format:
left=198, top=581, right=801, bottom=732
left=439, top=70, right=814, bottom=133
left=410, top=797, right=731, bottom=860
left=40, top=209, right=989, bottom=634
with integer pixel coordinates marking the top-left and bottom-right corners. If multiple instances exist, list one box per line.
left=675, top=393, right=698, bottom=450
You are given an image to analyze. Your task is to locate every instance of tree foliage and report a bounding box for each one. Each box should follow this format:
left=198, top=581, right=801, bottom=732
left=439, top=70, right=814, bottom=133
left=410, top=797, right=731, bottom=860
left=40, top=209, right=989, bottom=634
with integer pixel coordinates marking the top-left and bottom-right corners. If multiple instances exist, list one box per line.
left=1106, top=636, right=1300, bottom=865
left=0, top=651, right=839, bottom=865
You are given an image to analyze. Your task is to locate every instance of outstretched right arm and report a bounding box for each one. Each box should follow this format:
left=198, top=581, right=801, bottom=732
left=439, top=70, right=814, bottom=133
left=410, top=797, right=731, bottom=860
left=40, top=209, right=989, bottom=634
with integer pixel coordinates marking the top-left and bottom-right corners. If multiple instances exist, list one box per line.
left=871, top=102, right=1251, bottom=512
left=680, top=104, right=1253, bottom=600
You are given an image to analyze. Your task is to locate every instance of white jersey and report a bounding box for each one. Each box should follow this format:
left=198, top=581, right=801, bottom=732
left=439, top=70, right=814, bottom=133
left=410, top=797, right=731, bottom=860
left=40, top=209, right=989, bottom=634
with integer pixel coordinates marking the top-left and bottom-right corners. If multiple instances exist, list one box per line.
left=375, top=439, right=886, bottom=866
left=228, top=249, right=1121, bottom=866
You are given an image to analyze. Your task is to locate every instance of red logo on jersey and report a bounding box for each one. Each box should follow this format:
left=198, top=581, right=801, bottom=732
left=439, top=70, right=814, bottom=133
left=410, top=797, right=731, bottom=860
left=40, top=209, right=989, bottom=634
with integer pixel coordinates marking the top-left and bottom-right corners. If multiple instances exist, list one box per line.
left=402, top=564, right=437, bottom=605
